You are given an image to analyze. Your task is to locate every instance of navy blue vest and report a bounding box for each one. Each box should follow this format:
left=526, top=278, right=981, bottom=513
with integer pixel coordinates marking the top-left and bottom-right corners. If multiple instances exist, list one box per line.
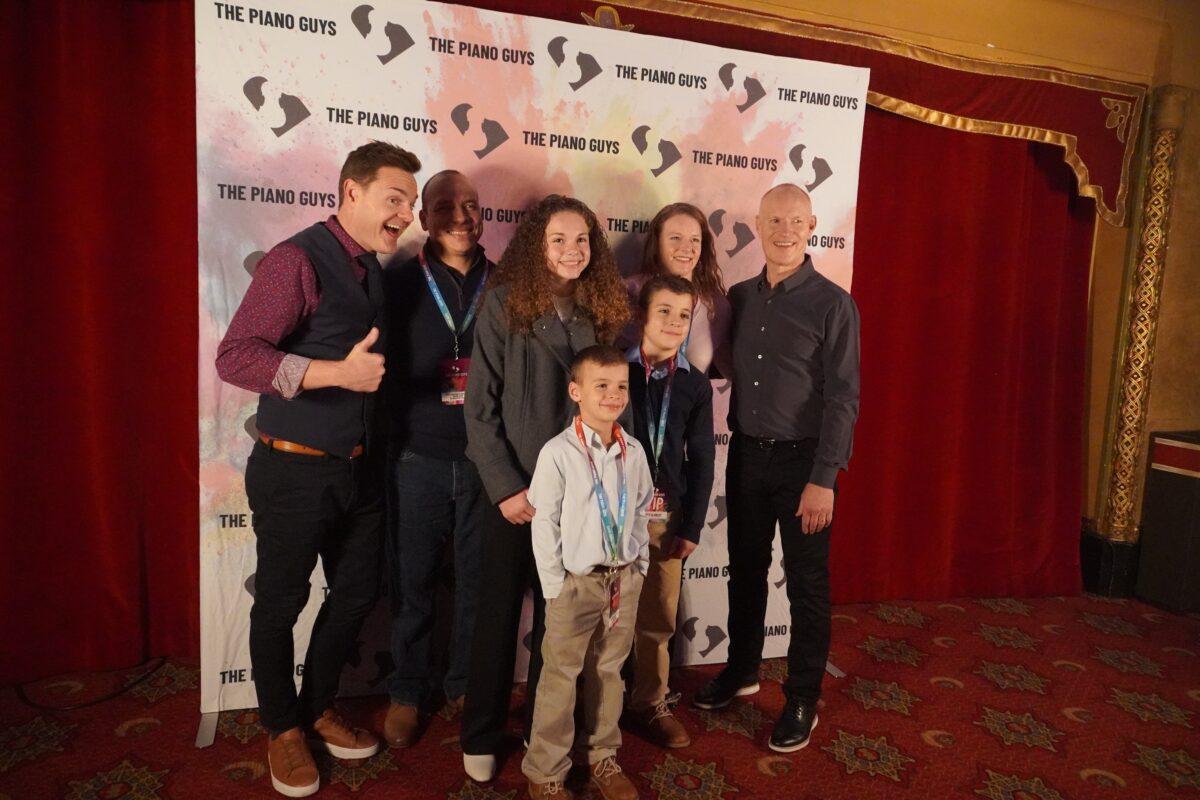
left=256, top=222, right=386, bottom=457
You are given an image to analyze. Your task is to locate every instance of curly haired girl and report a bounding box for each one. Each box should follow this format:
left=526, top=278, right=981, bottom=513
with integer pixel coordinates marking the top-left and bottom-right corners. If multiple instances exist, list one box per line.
left=460, top=194, right=628, bottom=783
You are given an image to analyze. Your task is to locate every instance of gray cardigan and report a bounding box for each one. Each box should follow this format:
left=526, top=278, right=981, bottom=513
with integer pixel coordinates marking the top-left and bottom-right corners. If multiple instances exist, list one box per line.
left=465, top=284, right=598, bottom=503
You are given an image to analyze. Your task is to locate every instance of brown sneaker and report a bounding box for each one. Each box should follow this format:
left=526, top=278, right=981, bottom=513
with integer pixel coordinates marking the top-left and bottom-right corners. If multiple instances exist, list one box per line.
left=383, top=702, right=420, bottom=748
left=590, top=757, right=638, bottom=800
left=267, top=727, right=319, bottom=798
left=309, top=708, right=380, bottom=759
left=638, top=703, right=691, bottom=749
left=528, top=779, right=574, bottom=799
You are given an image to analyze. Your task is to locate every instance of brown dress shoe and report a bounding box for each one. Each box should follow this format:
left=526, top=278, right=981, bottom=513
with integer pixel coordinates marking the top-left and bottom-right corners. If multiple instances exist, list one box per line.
left=384, top=703, right=420, bottom=747
left=309, top=708, right=380, bottom=759
left=590, top=757, right=638, bottom=800
left=639, top=703, right=691, bottom=749
left=267, top=727, right=319, bottom=798
left=528, top=779, right=574, bottom=799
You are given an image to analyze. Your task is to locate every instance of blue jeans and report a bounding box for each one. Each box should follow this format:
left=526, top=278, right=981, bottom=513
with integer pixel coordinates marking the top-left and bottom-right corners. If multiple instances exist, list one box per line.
left=386, top=448, right=485, bottom=706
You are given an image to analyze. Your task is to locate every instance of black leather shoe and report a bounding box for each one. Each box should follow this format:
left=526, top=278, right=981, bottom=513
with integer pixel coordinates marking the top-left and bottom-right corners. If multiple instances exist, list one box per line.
left=691, top=676, right=760, bottom=710
left=769, top=699, right=818, bottom=752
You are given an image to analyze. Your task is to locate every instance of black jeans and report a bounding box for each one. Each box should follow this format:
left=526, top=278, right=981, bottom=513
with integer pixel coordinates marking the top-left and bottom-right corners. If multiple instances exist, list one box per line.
left=725, top=433, right=832, bottom=703
left=460, top=501, right=546, bottom=755
left=245, top=440, right=383, bottom=734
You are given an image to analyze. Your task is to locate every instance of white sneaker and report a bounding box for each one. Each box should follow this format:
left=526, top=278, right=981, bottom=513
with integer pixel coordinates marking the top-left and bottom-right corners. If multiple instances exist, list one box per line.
left=463, top=752, right=497, bottom=782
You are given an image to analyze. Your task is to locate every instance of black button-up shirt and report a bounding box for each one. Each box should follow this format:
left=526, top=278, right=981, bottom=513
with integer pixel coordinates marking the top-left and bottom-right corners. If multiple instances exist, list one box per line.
left=728, top=256, right=860, bottom=488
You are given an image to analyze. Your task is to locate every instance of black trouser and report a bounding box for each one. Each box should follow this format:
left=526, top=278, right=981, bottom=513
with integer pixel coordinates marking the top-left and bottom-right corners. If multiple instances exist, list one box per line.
left=245, top=440, right=383, bottom=734
left=724, top=433, right=832, bottom=704
left=460, top=501, right=546, bottom=755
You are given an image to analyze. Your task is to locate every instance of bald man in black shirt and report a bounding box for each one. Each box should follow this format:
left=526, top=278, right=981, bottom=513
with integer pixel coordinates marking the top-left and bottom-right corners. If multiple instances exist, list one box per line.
left=692, top=184, right=860, bottom=753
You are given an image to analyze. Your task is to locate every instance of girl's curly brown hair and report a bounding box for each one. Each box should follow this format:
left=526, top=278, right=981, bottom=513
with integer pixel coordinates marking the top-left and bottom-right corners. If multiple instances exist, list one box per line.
left=635, top=202, right=726, bottom=319
left=493, top=194, right=629, bottom=342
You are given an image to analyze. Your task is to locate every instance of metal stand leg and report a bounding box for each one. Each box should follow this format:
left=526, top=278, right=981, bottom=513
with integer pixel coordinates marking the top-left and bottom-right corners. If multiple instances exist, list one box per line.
left=195, top=711, right=219, bottom=748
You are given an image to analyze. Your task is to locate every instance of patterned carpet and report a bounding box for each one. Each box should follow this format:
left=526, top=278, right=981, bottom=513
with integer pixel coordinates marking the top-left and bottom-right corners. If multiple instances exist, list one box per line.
left=3, top=594, right=1199, bottom=799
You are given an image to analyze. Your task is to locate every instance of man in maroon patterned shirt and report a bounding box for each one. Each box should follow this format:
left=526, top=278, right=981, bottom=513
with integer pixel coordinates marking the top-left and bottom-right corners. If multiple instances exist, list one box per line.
left=216, top=141, right=420, bottom=798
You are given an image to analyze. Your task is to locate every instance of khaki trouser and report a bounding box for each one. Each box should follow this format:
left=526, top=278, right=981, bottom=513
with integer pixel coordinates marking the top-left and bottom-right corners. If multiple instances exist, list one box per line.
left=522, top=565, right=644, bottom=784
left=628, top=526, right=683, bottom=711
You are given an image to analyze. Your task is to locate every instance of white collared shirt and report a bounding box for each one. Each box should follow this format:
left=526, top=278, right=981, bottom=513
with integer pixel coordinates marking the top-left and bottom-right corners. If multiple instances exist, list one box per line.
left=529, top=420, right=654, bottom=599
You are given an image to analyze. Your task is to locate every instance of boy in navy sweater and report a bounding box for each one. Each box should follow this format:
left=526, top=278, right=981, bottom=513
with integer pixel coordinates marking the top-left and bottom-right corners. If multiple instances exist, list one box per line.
left=624, top=275, right=715, bottom=748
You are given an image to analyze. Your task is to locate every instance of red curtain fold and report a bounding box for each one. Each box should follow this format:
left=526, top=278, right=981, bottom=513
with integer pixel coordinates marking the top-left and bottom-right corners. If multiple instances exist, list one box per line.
left=0, top=1, right=1088, bottom=684
left=0, top=2, right=199, bottom=684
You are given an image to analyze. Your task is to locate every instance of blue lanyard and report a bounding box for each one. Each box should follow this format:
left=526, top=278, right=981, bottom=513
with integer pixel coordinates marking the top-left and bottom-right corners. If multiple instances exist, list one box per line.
left=642, top=351, right=677, bottom=481
left=574, top=416, right=628, bottom=563
left=418, top=248, right=487, bottom=359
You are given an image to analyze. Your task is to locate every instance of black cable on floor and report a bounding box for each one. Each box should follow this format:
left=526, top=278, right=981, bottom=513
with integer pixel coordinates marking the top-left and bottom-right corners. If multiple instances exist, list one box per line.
left=14, top=657, right=168, bottom=712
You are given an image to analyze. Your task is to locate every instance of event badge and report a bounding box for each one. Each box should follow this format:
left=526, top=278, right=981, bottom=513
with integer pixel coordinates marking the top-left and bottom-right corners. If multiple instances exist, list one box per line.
left=646, top=488, right=671, bottom=521
left=438, top=357, right=470, bottom=405
left=603, top=574, right=621, bottom=630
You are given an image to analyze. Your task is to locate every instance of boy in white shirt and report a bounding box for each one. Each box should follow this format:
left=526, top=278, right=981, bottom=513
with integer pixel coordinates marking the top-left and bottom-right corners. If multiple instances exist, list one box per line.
left=523, top=345, right=654, bottom=800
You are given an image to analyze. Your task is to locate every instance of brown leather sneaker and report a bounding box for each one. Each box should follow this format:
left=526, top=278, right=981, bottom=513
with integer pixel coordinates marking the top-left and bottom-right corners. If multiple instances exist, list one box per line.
left=267, top=727, right=319, bottom=798
left=638, top=703, right=691, bottom=749
left=590, top=757, right=638, bottom=800
left=528, top=779, right=574, bottom=799
left=383, top=703, right=420, bottom=748
left=309, top=708, right=380, bottom=759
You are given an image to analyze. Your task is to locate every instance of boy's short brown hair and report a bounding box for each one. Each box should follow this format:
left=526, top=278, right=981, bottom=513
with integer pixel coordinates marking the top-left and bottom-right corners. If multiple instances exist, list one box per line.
left=338, top=140, right=422, bottom=204
left=637, top=274, right=696, bottom=318
left=570, top=344, right=627, bottom=382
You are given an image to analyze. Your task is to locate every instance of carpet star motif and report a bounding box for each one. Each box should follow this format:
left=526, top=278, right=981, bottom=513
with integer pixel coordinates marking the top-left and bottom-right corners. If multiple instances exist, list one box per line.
left=640, top=754, right=739, bottom=800
left=1109, top=688, right=1193, bottom=726
left=976, top=598, right=1033, bottom=616
left=217, top=709, right=265, bottom=743
left=822, top=729, right=914, bottom=782
left=1130, top=743, right=1200, bottom=789
left=760, top=658, right=788, bottom=684
left=845, top=677, right=920, bottom=715
left=1080, top=612, right=1142, bottom=638
left=127, top=661, right=199, bottom=703
left=975, top=707, right=1064, bottom=751
left=857, top=635, right=925, bottom=667
left=974, top=660, right=1049, bottom=694
left=870, top=604, right=928, bottom=628
left=695, top=700, right=767, bottom=739
left=976, top=624, right=1040, bottom=651
left=219, top=760, right=266, bottom=783
left=973, top=769, right=1065, bottom=800
left=65, top=759, right=168, bottom=800
left=0, top=715, right=75, bottom=773
left=326, top=749, right=399, bottom=791
left=1093, top=646, right=1164, bottom=677
left=448, top=780, right=518, bottom=800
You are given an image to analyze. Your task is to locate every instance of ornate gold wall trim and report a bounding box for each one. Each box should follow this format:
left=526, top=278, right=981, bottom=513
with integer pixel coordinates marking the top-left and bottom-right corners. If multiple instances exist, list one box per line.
left=600, top=0, right=1146, bottom=225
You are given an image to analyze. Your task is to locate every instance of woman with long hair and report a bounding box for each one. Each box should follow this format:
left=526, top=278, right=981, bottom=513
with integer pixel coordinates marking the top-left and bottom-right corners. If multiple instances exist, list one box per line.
left=460, top=194, right=628, bottom=782
left=619, top=202, right=733, bottom=378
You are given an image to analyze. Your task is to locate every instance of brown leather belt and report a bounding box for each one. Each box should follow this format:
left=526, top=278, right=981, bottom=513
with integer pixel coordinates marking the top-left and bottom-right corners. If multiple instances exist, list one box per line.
left=259, top=435, right=363, bottom=459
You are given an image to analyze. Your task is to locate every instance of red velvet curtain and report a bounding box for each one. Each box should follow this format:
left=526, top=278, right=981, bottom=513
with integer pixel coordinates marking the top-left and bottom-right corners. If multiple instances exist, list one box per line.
left=839, top=110, right=1090, bottom=602
left=0, top=1, right=1088, bottom=684
left=0, top=2, right=199, bottom=684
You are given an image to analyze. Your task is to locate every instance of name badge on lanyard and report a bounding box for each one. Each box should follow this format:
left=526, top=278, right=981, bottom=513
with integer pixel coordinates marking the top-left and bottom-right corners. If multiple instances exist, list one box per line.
left=574, top=416, right=628, bottom=628
left=642, top=351, right=677, bottom=525
left=419, top=248, right=488, bottom=405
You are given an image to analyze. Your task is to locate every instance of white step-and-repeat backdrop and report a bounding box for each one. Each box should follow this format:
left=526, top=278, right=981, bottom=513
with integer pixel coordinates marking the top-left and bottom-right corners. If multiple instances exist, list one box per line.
left=198, top=0, right=867, bottom=713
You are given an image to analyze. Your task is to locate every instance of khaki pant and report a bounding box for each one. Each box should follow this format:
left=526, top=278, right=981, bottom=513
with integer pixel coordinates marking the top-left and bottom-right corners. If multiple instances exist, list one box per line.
left=522, top=565, right=644, bottom=784
left=629, top=526, right=683, bottom=712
